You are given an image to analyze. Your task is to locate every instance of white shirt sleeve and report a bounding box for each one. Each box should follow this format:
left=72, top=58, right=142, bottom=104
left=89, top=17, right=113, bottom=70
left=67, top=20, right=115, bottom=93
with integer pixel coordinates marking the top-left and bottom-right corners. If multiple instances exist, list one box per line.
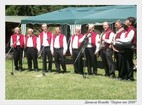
left=116, top=30, right=134, bottom=45
left=79, top=35, right=86, bottom=43
left=95, top=34, right=100, bottom=54
left=63, top=36, right=68, bottom=54
left=37, top=36, right=40, bottom=52
left=113, top=32, right=125, bottom=45
left=50, top=34, right=54, bottom=54
left=10, top=36, right=13, bottom=47
left=69, top=36, right=72, bottom=54
left=104, top=32, right=114, bottom=44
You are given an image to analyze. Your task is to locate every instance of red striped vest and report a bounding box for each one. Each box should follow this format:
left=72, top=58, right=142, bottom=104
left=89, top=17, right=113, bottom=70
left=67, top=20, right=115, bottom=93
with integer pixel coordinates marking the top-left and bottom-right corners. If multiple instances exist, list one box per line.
left=25, top=35, right=37, bottom=48
left=11, top=34, right=24, bottom=48
left=39, top=31, right=52, bottom=45
left=71, top=34, right=83, bottom=47
left=125, top=26, right=136, bottom=45
left=53, top=34, right=64, bottom=47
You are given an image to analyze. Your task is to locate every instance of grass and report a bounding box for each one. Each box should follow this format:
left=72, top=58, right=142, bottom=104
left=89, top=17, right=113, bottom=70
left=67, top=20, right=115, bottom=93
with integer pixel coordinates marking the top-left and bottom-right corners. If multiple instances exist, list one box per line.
left=5, top=58, right=136, bottom=100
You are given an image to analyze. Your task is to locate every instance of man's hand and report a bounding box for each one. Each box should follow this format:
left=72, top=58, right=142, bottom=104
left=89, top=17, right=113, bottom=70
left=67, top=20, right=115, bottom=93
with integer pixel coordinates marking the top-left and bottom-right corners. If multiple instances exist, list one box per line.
left=63, top=52, right=66, bottom=56
left=70, top=53, right=73, bottom=57
left=52, top=52, right=54, bottom=56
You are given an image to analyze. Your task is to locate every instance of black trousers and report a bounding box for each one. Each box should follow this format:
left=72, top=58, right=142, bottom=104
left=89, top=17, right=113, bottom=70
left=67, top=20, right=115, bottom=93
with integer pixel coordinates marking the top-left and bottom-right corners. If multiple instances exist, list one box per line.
left=124, top=48, right=134, bottom=80
left=13, top=45, right=23, bottom=70
left=41, top=46, right=52, bottom=71
left=54, top=48, right=66, bottom=72
left=115, top=52, right=126, bottom=78
left=72, top=49, right=83, bottom=74
left=26, top=47, right=38, bottom=70
left=100, top=48, right=115, bottom=76
left=85, top=47, right=97, bottom=75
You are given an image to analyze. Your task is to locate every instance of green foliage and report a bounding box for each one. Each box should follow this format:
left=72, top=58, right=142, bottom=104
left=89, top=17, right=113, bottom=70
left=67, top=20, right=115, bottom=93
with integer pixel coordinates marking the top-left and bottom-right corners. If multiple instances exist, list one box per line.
left=6, top=5, right=101, bottom=16
left=5, top=58, right=136, bottom=100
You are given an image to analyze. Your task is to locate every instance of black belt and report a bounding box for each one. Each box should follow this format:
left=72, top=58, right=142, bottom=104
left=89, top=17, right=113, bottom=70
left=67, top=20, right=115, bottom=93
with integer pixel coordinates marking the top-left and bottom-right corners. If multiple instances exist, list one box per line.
left=42, top=46, right=50, bottom=48
left=54, top=48, right=63, bottom=50
left=27, top=47, right=34, bottom=49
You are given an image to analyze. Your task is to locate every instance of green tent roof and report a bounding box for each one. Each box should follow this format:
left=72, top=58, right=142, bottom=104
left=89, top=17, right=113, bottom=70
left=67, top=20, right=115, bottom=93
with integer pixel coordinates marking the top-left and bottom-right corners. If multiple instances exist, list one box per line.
left=21, top=5, right=136, bottom=25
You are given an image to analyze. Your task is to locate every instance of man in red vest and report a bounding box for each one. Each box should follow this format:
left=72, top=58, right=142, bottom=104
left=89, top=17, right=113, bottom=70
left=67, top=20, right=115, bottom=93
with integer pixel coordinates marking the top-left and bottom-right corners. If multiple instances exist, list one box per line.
left=37, top=23, right=53, bottom=72
left=115, top=17, right=136, bottom=81
left=99, top=22, right=115, bottom=78
left=79, top=24, right=100, bottom=75
left=25, top=28, right=38, bottom=72
left=112, top=20, right=126, bottom=80
left=69, top=26, right=83, bottom=74
left=10, top=27, right=24, bottom=72
left=51, top=27, right=67, bottom=73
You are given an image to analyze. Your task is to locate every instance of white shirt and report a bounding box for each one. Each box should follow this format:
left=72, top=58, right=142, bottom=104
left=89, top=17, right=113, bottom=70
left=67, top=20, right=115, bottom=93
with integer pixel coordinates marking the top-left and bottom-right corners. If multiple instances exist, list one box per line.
left=102, top=32, right=114, bottom=44
left=37, top=32, right=52, bottom=52
left=54, top=35, right=60, bottom=48
left=42, top=32, right=49, bottom=46
left=69, top=35, right=79, bottom=54
left=26, top=36, right=34, bottom=47
left=79, top=33, right=100, bottom=54
left=10, top=35, right=20, bottom=46
left=51, top=34, right=68, bottom=54
left=116, top=30, right=135, bottom=45
left=113, top=30, right=125, bottom=45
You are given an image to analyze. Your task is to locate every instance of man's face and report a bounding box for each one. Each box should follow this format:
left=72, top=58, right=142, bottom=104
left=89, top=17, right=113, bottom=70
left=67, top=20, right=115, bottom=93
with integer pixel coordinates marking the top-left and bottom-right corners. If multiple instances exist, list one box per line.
left=42, top=26, right=48, bottom=32
left=75, top=29, right=80, bottom=35
left=15, top=28, right=20, bottom=34
left=28, top=30, right=33, bottom=36
left=125, top=19, right=131, bottom=26
left=55, top=28, right=60, bottom=34
left=115, top=22, right=121, bottom=30
left=88, top=27, right=94, bottom=33
left=103, top=23, right=109, bottom=31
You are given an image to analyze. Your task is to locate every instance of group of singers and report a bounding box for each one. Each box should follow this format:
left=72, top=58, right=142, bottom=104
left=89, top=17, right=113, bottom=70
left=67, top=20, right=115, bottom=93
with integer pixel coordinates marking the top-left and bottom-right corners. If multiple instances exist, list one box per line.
left=10, top=17, right=136, bottom=81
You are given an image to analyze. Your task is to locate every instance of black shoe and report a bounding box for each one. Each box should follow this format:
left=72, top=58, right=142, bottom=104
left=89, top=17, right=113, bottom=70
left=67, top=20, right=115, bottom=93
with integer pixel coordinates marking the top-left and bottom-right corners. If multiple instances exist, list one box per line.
left=34, top=69, right=38, bottom=72
left=110, top=74, right=115, bottom=78
left=19, top=68, right=22, bottom=72
left=48, top=70, right=52, bottom=73
left=125, top=78, right=135, bottom=82
left=63, top=70, right=67, bottom=73
left=115, top=77, right=123, bottom=80
left=93, top=73, right=98, bottom=76
left=15, top=67, right=18, bottom=70
left=88, top=73, right=93, bottom=75
left=104, top=74, right=109, bottom=77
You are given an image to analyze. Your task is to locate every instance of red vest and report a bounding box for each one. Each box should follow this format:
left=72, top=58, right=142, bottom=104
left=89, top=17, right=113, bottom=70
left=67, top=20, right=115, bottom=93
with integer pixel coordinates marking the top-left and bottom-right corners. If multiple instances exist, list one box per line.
left=104, top=28, right=113, bottom=47
left=115, top=30, right=126, bottom=39
left=125, top=26, right=136, bottom=45
left=71, top=34, right=83, bottom=47
left=85, top=32, right=97, bottom=46
left=39, top=31, right=52, bottom=45
left=53, top=34, right=64, bottom=47
left=11, top=34, right=24, bottom=48
left=25, top=35, right=37, bottom=48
